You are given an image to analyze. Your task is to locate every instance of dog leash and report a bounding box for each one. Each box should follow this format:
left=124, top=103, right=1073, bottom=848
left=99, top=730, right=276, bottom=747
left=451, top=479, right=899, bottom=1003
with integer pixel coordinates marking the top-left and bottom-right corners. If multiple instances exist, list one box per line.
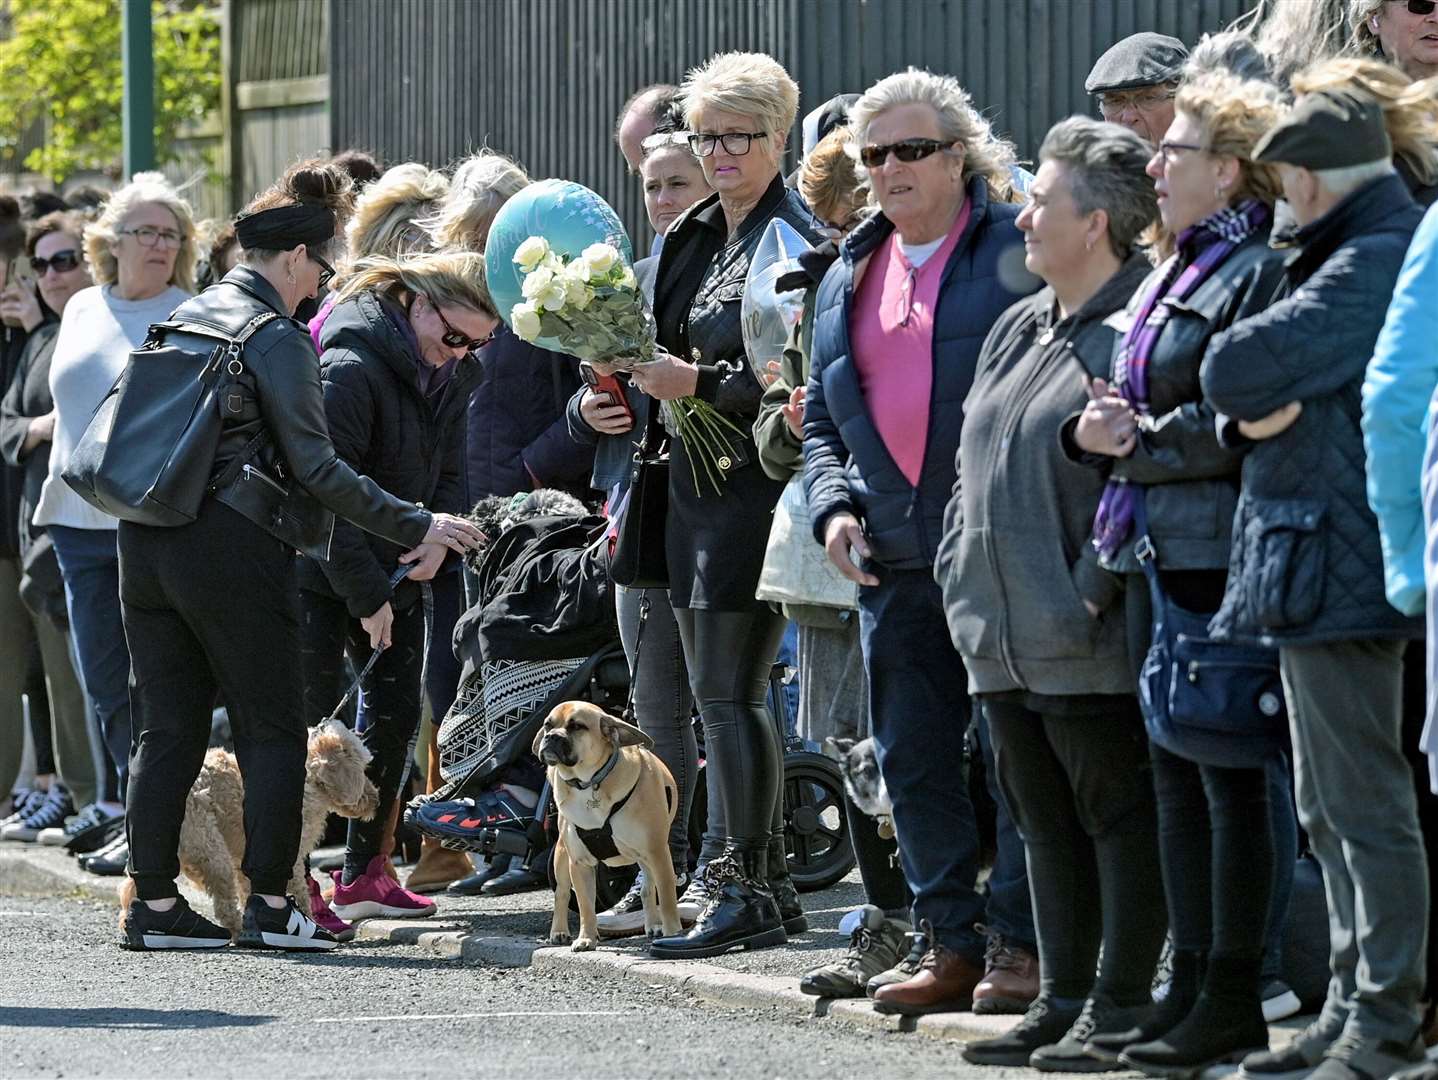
left=322, top=564, right=414, bottom=727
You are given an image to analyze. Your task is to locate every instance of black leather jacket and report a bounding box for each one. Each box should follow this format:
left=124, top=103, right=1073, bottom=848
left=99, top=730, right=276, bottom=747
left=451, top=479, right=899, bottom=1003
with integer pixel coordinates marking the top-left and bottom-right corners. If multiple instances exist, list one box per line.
left=169, top=266, right=431, bottom=559
left=1063, top=228, right=1289, bottom=575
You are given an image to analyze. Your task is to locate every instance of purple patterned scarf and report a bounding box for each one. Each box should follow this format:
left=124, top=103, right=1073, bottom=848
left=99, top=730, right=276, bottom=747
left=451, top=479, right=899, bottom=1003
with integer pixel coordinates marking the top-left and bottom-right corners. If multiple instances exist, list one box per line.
left=1091, top=198, right=1271, bottom=558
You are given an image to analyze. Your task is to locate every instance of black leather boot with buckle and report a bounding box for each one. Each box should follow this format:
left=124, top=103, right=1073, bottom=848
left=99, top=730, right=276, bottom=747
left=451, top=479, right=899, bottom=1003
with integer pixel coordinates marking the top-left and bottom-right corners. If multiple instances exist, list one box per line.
left=648, top=849, right=787, bottom=960
left=768, top=834, right=807, bottom=935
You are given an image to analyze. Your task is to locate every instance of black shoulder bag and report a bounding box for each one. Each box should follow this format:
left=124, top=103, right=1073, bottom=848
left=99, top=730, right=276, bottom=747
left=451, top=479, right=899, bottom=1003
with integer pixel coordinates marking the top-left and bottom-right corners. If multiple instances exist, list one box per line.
left=1133, top=491, right=1288, bottom=769
left=63, top=312, right=278, bottom=527
left=609, top=395, right=669, bottom=589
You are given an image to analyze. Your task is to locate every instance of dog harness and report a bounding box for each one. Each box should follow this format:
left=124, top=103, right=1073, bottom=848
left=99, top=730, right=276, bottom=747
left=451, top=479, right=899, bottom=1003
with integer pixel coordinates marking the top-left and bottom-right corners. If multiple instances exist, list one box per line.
left=564, top=750, right=670, bottom=862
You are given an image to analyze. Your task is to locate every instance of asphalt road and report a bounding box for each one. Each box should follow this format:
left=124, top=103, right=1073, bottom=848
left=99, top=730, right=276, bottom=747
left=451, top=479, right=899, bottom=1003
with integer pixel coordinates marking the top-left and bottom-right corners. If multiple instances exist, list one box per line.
left=0, top=892, right=1087, bottom=1080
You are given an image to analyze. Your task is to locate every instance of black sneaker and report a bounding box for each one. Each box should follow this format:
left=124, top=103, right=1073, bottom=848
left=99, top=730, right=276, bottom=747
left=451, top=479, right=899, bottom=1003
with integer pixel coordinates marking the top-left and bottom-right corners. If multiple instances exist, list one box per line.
left=121, top=896, right=231, bottom=951
left=963, top=994, right=1087, bottom=1066
left=41, top=803, right=121, bottom=847
left=82, top=836, right=129, bottom=876
left=236, top=895, right=340, bottom=951
left=1, top=787, right=42, bottom=827
left=67, top=812, right=126, bottom=856
left=1, top=784, right=73, bottom=841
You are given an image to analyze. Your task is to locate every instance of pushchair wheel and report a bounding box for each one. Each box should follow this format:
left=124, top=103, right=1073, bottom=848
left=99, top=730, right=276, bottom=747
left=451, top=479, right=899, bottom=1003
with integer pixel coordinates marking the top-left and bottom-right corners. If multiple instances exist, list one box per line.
left=782, top=751, right=854, bottom=892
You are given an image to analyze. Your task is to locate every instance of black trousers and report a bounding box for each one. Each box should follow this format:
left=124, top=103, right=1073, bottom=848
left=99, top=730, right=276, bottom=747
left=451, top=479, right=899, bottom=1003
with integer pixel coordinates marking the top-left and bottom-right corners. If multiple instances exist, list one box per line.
left=672, top=605, right=787, bottom=855
left=120, top=500, right=307, bottom=899
left=985, top=697, right=1166, bottom=1002
left=1150, top=743, right=1273, bottom=959
left=299, top=589, right=425, bottom=859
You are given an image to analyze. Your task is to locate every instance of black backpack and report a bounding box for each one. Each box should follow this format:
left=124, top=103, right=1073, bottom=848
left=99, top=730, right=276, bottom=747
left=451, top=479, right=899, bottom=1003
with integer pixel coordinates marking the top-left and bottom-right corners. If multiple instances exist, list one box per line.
left=63, top=312, right=278, bottom=527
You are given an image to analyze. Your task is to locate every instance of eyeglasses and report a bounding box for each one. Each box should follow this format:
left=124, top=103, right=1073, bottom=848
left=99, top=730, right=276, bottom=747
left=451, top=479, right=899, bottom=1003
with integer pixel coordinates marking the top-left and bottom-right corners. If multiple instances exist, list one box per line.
left=857, top=138, right=958, bottom=169
left=430, top=299, right=492, bottom=351
left=119, top=226, right=184, bottom=249
left=1155, top=139, right=1208, bottom=166
left=687, top=131, right=768, bottom=157
left=1097, top=88, right=1177, bottom=119
left=30, top=249, right=83, bottom=275
left=1396, top=0, right=1437, bottom=15
left=309, top=252, right=335, bottom=290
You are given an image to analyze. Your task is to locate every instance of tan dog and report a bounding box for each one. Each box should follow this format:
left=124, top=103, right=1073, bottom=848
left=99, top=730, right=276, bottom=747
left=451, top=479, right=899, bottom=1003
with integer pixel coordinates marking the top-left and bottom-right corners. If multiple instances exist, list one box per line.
left=534, top=701, right=681, bottom=951
left=119, top=720, right=379, bottom=934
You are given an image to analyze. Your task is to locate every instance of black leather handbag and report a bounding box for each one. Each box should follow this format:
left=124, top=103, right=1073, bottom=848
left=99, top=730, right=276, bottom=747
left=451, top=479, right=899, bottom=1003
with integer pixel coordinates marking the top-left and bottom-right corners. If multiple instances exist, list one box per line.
left=609, top=405, right=669, bottom=589
left=63, top=312, right=277, bottom=527
left=1133, top=494, right=1288, bottom=769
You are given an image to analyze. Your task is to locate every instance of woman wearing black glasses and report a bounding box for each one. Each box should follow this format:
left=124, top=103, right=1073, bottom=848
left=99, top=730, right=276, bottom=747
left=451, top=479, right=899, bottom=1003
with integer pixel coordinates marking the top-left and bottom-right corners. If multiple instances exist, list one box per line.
left=297, top=249, right=497, bottom=931
left=119, top=161, right=487, bottom=951
left=801, top=68, right=1039, bottom=1017
left=637, top=51, right=821, bottom=960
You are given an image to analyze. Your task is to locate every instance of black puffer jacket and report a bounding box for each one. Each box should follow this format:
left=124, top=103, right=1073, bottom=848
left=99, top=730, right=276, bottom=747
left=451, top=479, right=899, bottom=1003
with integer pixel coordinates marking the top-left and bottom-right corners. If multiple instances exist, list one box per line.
left=0, top=317, right=59, bottom=560
left=1201, top=173, right=1425, bottom=646
left=1064, top=228, right=1289, bottom=574
left=297, top=289, right=480, bottom=618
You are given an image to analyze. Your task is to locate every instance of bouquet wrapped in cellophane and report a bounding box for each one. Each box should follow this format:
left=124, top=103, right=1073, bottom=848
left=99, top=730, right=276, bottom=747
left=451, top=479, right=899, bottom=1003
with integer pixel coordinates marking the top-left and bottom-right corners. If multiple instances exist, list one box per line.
left=507, top=236, right=743, bottom=494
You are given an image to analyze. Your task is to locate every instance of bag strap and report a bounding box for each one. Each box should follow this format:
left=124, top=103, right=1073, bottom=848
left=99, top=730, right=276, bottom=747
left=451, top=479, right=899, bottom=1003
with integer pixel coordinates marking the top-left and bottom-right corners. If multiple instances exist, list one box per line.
left=152, top=311, right=282, bottom=348
left=1130, top=487, right=1172, bottom=617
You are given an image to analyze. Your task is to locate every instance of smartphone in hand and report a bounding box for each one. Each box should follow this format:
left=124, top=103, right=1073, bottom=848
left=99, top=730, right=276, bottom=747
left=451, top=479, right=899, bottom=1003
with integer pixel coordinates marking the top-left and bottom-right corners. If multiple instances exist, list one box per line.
left=580, top=361, right=635, bottom=426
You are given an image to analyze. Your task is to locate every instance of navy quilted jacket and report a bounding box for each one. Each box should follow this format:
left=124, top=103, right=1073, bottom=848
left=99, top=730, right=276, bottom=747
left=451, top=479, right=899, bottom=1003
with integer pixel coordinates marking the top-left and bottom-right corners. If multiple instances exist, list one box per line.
left=1202, top=172, right=1425, bottom=646
left=802, top=177, right=1035, bottom=569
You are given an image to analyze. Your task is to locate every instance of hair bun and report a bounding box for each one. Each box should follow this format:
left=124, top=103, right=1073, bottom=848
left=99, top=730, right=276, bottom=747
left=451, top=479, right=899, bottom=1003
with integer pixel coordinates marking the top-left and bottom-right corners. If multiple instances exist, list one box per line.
left=283, top=161, right=352, bottom=208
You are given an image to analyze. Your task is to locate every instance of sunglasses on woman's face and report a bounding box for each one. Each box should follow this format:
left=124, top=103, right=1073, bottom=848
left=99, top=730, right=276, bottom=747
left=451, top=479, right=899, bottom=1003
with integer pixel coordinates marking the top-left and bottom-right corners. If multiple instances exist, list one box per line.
left=30, top=249, right=83, bottom=276
left=1397, top=0, right=1437, bottom=15
left=858, top=138, right=958, bottom=169
left=430, top=299, right=491, bottom=351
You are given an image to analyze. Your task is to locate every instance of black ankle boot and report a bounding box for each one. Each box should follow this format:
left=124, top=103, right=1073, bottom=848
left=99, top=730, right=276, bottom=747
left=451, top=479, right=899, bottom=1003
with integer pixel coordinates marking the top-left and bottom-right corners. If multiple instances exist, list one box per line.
left=1118, top=953, right=1268, bottom=1077
left=767, top=835, right=807, bottom=935
left=648, top=850, right=786, bottom=960
left=1085, top=950, right=1206, bottom=1064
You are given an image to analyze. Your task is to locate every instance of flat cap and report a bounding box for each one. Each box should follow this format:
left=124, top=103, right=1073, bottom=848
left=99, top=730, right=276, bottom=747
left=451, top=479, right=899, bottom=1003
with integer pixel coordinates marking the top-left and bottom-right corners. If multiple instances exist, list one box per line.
left=1253, top=89, right=1392, bottom=170
left=1085, top=33, right=1189, bottom=94
left=802, top=94, right=860, bottom=158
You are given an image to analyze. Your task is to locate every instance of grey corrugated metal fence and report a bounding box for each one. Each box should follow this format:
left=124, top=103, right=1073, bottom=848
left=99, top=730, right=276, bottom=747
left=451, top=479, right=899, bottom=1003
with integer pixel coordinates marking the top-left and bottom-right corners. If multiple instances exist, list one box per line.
left=325, top=0, right=1252, bottom=244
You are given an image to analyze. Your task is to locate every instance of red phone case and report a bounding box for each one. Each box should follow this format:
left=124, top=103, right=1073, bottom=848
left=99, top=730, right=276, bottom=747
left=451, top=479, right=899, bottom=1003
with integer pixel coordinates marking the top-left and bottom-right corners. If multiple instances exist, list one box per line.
left=581, top=363, right=635, bottom=426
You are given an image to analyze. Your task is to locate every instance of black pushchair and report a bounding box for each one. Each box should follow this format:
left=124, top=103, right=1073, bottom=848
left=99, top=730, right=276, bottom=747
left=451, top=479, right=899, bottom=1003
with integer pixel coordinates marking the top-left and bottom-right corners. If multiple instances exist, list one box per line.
left=408, top=510, right=853, bottom=911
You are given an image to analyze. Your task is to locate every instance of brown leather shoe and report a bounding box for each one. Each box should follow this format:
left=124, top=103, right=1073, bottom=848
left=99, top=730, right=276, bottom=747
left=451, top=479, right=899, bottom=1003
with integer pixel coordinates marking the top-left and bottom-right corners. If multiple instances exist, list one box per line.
left=972, top=926, right=1039, bottom=1015
left=405, top=843, right=474, bottom=894
left=872, top=922, right=984, bottom=1016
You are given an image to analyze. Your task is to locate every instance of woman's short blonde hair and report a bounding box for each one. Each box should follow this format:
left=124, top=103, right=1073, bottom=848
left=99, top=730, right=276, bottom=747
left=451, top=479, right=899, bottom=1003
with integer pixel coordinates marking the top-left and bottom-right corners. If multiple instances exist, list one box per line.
left=346, top=163, right=449, bottom=263
left=336, top=250, right=496, bottom=320
left=846, top=68, right=1019, bottom=201
left=425, top=150, right=530, bottom=252
left=1291, top=57, right=1438, bottom=186
left=83, top=172, right=197, bottom=293
left=682, top=52, right=800, bottom=153
left=799, top=126, right=867, bottom=227
left=1175, top=71, right=1287, bottom=205
left=1349, top=0, right=1389, bottom=56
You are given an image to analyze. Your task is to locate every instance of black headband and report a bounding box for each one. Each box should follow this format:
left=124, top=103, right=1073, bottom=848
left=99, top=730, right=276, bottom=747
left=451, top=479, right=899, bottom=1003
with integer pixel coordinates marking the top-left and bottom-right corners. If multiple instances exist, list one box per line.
left=234, top=202, right=336, bottom=251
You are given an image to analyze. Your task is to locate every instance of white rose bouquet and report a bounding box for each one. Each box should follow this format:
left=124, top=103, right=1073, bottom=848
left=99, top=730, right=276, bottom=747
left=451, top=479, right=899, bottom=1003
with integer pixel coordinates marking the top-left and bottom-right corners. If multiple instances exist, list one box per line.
left=508, top=236, right=743, bottom=493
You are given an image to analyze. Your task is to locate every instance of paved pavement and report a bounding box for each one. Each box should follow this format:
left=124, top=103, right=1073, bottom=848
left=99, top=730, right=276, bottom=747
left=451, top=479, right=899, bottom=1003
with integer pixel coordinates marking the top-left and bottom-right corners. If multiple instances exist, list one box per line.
left=1, top=842, right=1303, bottom=1079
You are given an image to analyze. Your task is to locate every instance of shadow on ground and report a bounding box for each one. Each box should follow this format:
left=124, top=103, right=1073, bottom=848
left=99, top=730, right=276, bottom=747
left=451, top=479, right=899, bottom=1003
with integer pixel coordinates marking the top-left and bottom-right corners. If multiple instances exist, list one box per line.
left=0, top=1006, right=274, bottom=1030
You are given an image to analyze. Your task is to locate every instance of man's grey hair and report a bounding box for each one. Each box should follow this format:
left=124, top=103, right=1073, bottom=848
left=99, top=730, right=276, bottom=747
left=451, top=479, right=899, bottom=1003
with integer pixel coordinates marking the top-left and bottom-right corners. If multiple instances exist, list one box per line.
left=1037, top=116, right=1159, bottom=257
left=1314, top=156, right=1395, bottom=198
left=846, top=68, right=1018, bottom=199
left=1184, top=30, right=1274, bottom=85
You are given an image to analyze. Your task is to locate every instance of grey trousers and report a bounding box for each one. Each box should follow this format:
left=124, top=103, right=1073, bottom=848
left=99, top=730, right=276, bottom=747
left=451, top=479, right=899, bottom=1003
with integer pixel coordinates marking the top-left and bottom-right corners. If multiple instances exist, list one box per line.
left=795, top=618, right=869, bottom=745
left=1280, top=638, right=1429, bottom=1044
left=616, top=584, right=710, bottom=870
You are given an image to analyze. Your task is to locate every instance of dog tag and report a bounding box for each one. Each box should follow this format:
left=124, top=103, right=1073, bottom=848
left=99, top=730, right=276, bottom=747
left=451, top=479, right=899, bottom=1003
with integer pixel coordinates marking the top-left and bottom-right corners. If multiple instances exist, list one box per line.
left=587, top=793, right=602, bottom=811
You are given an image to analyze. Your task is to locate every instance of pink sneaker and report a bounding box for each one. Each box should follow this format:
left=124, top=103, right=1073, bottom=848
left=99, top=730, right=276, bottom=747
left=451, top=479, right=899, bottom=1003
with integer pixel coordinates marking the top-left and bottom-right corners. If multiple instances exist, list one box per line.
left=306, top=874, right=355, bottom=942
left=329, top=855, right=437, bottom=920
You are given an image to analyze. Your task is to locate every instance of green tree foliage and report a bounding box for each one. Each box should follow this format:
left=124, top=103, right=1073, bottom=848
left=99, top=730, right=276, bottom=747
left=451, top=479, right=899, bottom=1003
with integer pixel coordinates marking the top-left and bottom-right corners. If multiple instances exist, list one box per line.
left=0, top=0, right=220, bottom=181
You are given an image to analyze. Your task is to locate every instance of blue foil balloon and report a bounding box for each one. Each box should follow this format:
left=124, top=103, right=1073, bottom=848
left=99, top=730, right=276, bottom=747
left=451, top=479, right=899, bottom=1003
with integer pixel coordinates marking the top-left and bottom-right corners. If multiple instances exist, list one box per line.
left=484, top=179, right=633, bottom=350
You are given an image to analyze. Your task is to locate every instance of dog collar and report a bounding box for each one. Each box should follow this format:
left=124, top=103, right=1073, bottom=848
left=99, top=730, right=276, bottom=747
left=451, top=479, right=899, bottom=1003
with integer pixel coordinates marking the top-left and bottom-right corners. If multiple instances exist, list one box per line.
left=564, top=748, right=620, bottom=792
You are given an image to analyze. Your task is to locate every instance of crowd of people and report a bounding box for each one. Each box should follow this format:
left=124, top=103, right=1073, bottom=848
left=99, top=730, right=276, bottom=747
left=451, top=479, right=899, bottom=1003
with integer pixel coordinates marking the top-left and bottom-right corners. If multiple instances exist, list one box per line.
left=3, top=0, right=1438, bottom=1076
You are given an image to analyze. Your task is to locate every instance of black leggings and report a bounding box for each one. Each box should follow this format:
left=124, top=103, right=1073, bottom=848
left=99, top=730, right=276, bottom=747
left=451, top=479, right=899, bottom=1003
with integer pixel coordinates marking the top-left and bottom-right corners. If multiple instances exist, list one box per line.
left=672, top=605, right=787, bottom=855
left=300, top=590, right=425, bottom=860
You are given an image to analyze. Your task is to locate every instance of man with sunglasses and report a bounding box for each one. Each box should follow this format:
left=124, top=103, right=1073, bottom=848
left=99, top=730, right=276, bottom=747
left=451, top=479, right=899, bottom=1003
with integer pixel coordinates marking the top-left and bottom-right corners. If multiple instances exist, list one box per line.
left=1360, top=0, right=1438, bottom=81
left=1085, top=32, right=1189, bottom=146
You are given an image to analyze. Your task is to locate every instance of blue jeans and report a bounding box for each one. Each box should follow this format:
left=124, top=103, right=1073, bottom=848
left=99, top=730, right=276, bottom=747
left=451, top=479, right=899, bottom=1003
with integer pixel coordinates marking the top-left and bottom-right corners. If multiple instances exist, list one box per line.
left=49, top=525, right=131, bottom=800
left=975, top=704, right=1038, bottom=951
left=859, top=567, right=1032, bottom=960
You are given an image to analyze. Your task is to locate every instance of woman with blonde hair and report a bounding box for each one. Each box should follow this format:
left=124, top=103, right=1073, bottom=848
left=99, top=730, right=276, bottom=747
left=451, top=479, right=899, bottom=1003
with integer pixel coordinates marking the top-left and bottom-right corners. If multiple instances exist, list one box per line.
left=299, top=249, right=497, bottom=929
left=32, top=172, right=196, bottom=854
left=118, top=162, right=484, bottom=951
left=307, top=161, right=449, bottom=345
